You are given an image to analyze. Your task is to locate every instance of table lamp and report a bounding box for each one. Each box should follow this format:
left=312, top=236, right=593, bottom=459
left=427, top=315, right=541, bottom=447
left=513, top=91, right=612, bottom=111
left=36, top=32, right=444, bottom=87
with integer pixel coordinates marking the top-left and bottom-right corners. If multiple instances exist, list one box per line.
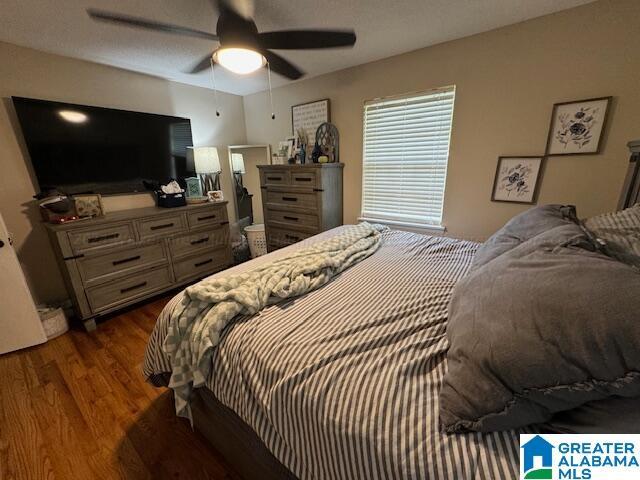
left=190, top=146, right=221, bottom=193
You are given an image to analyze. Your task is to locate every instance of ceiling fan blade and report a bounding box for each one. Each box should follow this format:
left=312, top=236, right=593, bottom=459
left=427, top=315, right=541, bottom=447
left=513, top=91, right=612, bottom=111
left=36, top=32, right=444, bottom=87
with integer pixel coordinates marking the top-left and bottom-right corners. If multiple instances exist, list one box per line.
left=216, top=0, right=254, bottom=19
left=87, top=9, right=219, bottom=41
left=185, top=52, right=215, bottom=74
left=257, top=30, right=356, bottom=50
left=261, top=50, right=304, bottom=80
left=215, top=0, right=258, bottom=42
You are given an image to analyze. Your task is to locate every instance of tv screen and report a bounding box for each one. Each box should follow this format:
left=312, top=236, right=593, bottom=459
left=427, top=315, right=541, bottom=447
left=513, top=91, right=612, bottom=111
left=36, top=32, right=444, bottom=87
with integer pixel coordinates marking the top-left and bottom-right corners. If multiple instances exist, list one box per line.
left=12, top=97, right=195, bottom=195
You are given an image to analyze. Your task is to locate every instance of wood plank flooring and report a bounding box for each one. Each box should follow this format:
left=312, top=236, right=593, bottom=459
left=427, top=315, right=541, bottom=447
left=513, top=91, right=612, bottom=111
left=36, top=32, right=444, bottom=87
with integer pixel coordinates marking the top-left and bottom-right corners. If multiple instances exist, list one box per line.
left=0, top=296, right=241, bottom=480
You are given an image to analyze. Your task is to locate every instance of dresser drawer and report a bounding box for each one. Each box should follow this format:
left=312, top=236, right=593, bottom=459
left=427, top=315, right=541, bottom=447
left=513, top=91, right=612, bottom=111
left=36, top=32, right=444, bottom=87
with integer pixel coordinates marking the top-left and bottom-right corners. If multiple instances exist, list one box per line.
left=169, top=226, right=230, bottom=259
left=265, top=190, right=318, bottom=211
left=68, top=222, right=135, bottom=255
left=172, top=248, right=231, bottom=283
left=87, top=266, right=172, bottom=313
left=260, top=169, right=290, bottom=187
left=265, top=209, right=319, bottom=233
left=186, top=206, right=227, bottom=229
left=137, top=214, right=186, bottom=239
left=78, top=242, right=167, bottom=286
left=268, top=227, right=314, bottom=248
left=290, top=169, right=320, bottom=189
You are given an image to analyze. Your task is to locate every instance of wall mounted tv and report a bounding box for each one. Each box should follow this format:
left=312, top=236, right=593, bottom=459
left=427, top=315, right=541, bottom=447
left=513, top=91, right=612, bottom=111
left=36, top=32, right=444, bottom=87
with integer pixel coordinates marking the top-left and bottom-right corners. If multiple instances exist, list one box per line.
left=12, top=97, right=195, bottom=195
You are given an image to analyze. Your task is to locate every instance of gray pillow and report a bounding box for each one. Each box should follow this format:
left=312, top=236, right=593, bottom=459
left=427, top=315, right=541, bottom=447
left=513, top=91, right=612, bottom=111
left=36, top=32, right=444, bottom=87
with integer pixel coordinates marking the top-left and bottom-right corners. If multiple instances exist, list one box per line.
left=472, top=204, right=578, bottom=270
left=440, top=223, right=640, bottom=433
left=544, top=397, right=640, bottom=434
left=583, top=204, right=640, bottom=268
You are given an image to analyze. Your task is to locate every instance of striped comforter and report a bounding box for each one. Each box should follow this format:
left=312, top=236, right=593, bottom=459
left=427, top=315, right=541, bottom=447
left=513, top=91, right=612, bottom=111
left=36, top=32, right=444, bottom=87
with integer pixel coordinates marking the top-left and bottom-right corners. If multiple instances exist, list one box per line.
left=144, top=227, right=525, bottom=479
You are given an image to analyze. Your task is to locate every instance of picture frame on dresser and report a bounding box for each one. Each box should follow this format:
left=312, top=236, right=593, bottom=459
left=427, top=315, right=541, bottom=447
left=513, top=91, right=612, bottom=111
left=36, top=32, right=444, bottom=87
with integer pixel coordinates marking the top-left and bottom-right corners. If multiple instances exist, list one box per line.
left=291, top=99, right=330, bottom=157
left=73, top=194, right=104, bottom=218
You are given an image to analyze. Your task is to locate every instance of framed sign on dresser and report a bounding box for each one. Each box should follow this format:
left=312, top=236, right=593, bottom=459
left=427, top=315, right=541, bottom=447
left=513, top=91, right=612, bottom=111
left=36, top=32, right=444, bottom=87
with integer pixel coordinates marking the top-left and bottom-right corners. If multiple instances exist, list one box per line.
left=46, top=202, right=233, bottom=331
left=257, top=163, right=343, bottom=252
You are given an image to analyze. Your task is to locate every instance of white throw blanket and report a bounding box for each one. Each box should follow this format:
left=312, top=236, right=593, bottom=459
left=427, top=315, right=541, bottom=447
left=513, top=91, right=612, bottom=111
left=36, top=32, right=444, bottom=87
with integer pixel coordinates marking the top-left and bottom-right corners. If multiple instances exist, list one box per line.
left=162, top=222, right=386, bottom=419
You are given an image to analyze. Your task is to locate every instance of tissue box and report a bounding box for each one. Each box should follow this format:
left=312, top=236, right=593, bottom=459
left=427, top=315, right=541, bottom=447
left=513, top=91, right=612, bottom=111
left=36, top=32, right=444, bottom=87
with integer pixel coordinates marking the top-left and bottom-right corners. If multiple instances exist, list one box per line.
left=155, top=191, right=187, bottom=208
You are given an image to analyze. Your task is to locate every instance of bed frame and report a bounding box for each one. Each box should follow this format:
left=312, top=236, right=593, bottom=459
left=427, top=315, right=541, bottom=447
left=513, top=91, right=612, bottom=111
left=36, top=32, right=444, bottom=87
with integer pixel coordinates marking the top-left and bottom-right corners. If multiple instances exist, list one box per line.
left=192, top=388, right=297, bottom=480
left=619, top=140, right=640, bottom=209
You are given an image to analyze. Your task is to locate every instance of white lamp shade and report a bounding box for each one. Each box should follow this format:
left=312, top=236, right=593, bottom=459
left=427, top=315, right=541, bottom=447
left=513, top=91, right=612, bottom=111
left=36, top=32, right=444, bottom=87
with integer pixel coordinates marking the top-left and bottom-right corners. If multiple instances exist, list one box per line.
left=231, top=153, right=245, bottom=174
left=189, top=146, right=221, bottom=174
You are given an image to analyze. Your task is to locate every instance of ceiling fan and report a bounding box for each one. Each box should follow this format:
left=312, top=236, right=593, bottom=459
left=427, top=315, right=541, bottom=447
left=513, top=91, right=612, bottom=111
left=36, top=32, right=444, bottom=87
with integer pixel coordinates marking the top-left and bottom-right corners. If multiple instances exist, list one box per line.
left=87, top=0, right=357, bottom=80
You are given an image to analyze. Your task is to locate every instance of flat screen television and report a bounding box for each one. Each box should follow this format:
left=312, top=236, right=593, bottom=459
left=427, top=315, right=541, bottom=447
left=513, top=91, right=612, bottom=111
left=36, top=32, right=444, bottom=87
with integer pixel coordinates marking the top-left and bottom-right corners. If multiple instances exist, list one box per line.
left=12, top=97, right=195, bottom=195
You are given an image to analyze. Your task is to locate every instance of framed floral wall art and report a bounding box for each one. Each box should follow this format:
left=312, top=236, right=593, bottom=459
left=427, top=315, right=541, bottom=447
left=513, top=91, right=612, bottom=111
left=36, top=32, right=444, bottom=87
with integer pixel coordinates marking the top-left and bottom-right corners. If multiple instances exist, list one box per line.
left=491, top=156, right=544, bottom=204
left=545, top=97, right=611, bottom=155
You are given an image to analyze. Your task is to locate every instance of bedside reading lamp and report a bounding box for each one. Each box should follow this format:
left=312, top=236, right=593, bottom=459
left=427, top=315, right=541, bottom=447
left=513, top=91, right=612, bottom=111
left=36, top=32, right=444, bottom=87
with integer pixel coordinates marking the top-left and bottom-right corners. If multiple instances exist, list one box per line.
left=191, top=146, right=221, bottom=193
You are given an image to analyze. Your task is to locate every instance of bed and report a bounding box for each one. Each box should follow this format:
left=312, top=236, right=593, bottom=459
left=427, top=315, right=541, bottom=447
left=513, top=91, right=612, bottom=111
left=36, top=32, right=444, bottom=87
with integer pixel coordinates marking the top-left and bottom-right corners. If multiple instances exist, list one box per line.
left=143, top=227, right=533, bottom=480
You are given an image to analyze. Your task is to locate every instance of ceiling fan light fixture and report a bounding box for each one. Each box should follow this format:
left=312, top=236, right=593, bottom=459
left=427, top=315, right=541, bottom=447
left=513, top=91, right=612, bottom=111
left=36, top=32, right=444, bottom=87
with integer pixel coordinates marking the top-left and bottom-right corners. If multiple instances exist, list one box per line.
left=214, top=47, right=265, bottom=75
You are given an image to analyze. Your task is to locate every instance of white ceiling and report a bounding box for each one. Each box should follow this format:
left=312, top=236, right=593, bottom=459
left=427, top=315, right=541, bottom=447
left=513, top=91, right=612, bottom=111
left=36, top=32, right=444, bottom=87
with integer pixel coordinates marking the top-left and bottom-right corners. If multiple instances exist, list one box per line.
left=1, top=0, right=595, bottom=96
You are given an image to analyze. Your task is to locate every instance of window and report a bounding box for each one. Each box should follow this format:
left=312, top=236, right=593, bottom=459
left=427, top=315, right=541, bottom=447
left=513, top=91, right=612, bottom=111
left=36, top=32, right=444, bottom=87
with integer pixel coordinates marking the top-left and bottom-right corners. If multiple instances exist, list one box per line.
left=360, top=86, right=455, bottom=229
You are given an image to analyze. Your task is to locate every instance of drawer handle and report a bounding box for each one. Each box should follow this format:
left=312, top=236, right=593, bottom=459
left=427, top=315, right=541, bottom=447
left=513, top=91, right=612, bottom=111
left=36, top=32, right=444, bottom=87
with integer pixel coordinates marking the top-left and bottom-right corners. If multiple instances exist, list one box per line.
left=150, top=222, right=174, bottom=231
left=88, top=233, right=119, bottom=244
left=197, top=214, right=217, bottom=221
left=112, top=255, right=141, bottom=266
left=120, top=281, right=147, bottom=294
left=283, top=216, right=299, bottom=222
left=194, top=259, right=213, bottom=268
left=190, top=236, right=210, bottom=245
left=267, top=176, right=282, bottom=181
left=294, top=177, right=312, bottom=182
left=282, top=196, right=297, bottom=202
left=285, top=234, right=301, bottom=242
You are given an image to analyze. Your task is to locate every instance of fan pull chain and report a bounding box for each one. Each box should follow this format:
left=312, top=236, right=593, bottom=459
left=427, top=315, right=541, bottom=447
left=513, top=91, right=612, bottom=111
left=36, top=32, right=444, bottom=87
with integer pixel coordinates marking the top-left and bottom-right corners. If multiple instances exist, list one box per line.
left=267, top=61, right=275, bottom=120
left=209, top=58, right=220, bottom=117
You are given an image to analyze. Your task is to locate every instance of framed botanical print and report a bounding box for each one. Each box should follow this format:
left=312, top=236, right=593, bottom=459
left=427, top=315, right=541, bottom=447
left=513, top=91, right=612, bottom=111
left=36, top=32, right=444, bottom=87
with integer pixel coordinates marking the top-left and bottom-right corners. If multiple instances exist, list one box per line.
left=545, top=97, right=612, bottom=156
left=491, top=156, right=544, bottom=204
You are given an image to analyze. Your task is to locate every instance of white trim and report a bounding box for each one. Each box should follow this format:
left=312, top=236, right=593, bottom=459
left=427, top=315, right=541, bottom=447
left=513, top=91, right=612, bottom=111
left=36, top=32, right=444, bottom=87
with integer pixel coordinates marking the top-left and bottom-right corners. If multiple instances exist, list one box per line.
left=363, top=85, right=456, bottom=106
left=358, top=217, right=446, bottom=235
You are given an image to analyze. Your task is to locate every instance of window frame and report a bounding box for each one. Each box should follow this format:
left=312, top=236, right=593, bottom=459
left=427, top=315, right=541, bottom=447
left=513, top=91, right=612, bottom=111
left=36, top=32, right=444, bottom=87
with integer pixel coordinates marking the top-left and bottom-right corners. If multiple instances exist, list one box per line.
left=358, top=86, right=455, bottom=233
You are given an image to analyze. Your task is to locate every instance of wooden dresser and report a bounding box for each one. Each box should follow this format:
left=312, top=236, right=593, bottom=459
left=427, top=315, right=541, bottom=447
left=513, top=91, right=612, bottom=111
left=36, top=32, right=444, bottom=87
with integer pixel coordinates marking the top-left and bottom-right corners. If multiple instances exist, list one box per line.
left=257, top=163, right=343, bottom=251
left=46, top=202, right=232, bottom=331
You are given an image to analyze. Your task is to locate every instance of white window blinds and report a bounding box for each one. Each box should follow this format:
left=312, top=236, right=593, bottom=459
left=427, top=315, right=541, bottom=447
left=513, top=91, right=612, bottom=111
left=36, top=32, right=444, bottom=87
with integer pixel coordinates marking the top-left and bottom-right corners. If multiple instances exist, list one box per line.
left=361, top=86, right=455, bottom=228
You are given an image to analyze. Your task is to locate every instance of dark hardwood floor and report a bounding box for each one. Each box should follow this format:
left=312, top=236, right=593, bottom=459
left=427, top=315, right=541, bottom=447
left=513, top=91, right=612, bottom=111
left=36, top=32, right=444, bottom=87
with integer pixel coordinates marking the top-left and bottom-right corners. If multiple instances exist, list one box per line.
left=0, top=296, right=241, bottom=480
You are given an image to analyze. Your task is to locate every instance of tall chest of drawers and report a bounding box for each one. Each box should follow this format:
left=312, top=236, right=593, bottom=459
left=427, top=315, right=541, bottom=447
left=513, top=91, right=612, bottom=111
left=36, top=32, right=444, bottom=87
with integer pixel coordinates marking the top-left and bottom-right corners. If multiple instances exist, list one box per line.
left=257, top=163, right=344, bottom=251
left=46, top=202, right=233, bottom=331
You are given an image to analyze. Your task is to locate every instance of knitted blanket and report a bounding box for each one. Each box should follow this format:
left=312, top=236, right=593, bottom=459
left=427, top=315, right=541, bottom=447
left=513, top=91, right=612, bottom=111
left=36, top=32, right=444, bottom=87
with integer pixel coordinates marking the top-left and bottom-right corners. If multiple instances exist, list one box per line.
left=162, top=222, right=386, bottom=419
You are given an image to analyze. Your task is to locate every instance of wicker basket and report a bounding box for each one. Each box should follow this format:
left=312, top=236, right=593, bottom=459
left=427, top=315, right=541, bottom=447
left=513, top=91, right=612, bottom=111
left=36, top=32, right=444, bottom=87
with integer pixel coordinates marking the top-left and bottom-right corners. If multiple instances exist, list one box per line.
left=245, top=224, right=267, bottom=258
left=38, top=307, right=69, bottom=339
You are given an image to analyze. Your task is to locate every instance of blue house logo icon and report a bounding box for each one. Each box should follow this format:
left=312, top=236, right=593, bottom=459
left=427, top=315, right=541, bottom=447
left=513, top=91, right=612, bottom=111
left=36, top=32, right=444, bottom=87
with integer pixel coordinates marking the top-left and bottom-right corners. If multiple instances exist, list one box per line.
left=521, top=435, right=554, bottom=479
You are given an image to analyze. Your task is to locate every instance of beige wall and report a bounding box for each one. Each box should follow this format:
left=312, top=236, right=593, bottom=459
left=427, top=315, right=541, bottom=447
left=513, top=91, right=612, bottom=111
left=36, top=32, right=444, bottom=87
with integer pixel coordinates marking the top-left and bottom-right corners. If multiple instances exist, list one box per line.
left=0, top=42, right=246, bottom=304
left=243, top=0, right=639, bottom=241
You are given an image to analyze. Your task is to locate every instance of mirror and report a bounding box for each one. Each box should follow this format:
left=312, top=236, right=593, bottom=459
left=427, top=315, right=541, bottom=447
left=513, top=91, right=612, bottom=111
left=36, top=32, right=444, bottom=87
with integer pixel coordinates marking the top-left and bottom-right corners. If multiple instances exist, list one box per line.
left=227, top=144, right=271, bottom=225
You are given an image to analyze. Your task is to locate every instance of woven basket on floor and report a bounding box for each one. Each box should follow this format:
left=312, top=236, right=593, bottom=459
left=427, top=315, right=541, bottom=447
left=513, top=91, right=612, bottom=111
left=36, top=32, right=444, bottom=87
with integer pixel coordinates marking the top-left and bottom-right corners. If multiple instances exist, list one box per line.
left=244, top=224, right=267, bottom=258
